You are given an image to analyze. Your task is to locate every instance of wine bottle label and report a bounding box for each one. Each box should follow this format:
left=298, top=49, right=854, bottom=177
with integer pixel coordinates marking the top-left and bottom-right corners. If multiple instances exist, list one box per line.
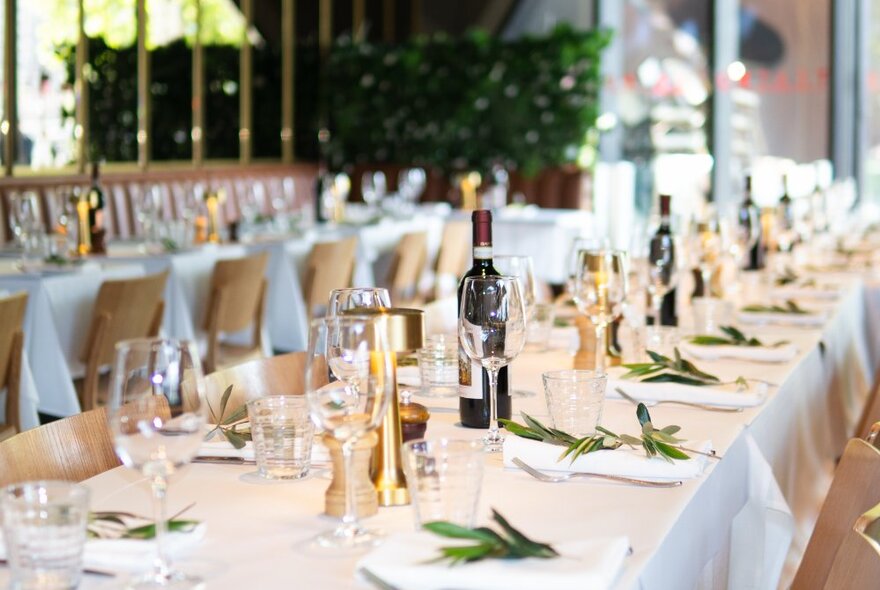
left=473, top=246, right=492, bottom=259
left=458, top=347, right=483, bottom=400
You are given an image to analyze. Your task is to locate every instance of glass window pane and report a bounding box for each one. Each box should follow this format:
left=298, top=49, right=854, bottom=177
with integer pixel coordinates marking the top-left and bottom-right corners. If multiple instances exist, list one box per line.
left=17, top=0, right=79, bottom=169
left=252, top=0, right=281, bottom=159
left=203, top=0, right=244, bottom=159
left=148, top=0, right=193, bottom=161
left=85, top=0, right=138, bottom=162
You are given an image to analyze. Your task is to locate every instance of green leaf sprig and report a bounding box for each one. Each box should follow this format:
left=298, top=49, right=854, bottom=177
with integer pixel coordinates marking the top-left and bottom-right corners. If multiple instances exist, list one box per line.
left=423, top=509, right=559, bottom=566
left=43, top=253, right=71, bottom=266
left=621, top=348, right=721, bottom=386
left=774, top=267, right=799, bottom=286
left=741, top=300, right=808, bottom=315
left=88, top=504, right=198, bottom=540
left=689, top=326, right=789, bottom=348
left=205, top=385, right=250, bottom=449
left=161, top=238, right=180, bottom=253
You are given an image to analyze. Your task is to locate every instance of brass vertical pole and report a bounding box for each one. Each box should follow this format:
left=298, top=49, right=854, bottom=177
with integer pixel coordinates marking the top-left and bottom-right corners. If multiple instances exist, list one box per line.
left=3, top=0, right=16, bottom=175
left=382, top=0, right=395, bottom=43
left=319, top=0, right=332, bottom=58
left=239, top=0, right=253, bottom=164
left=281, top=0, right=295, bottom=163
left=192, top=0, right=204, bottom=166
left=137, top=0, right=150, bottom=170
left=75, top=0, right=89, bottom=172
left=353, top=0, right=365, bottom=39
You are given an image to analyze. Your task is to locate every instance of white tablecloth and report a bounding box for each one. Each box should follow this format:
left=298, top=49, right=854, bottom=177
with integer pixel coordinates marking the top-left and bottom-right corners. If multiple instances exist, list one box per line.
left=44, top=274, right=875, bottom=590
left=0, top=260, right=145, bottom=417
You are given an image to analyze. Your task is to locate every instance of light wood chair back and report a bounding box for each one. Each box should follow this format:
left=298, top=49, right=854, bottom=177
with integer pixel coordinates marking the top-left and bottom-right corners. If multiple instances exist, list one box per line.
left=791, top=436, right=880, bottom=588
left=0, top=292, right=27, bottom=439
left=199, top=352, right=312, bottom=414
left=435, top=221, right=470, bottom=277
left=79, top=271, right=168, bottom=411
left=822, top=501, right=880, bottom=589
left=0, top=407, right=120, bottom=486
left=856, top=374, right=880, bottom=440
left=385, top=232, right=427, bottom=304
left=302, top=237, right=358, bottom=317
left=203, top=252, right=269, bottom=373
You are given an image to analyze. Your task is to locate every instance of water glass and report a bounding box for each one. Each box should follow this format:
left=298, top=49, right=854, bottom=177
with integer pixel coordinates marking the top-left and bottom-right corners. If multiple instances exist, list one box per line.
left=525, top=302, right=555, bottom=351
left=417, top=334, right=458, bottom=397
left=542, top=370, right=606, bottom=437
left=2, top=481, right=90, bottom=590
left=645, top=326, right=681, bottom=357
left=691, top=297, right=734, bottom=335
left=248, top=396, right=315, bottom=480
left=402, top=439, right=484, bottom=527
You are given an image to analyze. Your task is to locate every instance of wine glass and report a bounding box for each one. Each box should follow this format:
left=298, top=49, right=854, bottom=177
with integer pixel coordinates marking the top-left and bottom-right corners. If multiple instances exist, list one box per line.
left=459, top=276, right=527, bottom=452
left=493, top=256, right=537, bottom=398
left=690, top=222, right=723, bottom=299
left=361, top=171, right=387, bottom=210
left=328, top=287, right=391, bottom=317
left=565, top=237, right=603, bottom=298
left=646, top=234, right=678, bottom=329
left=305, top=316, right=394, bottom=549
left=106, top=338, right=206, bottom=589
left=572, top=250, right=628, bottom=374
left=398, top=168, right=426, bottom=205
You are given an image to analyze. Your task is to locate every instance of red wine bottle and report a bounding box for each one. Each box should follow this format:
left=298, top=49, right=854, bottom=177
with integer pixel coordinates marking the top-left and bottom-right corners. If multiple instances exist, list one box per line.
left=458, top=210, right=511, bottom=428
left=741, top=175, right=765, bottom=270
left=647, top=194, right=677, bottom=326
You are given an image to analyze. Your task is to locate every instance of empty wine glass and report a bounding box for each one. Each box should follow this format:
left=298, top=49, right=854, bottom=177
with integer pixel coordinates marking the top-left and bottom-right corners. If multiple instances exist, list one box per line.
left=573, top=250, right=628, bottom=375
left=398, top=168, right=426, bottom=206
left=459, top=276, right=527, bottom=452
left=493, top=256, right=538, bottom=398
left=106, top=338, right=206, bottom=589
left=305, top=316, right=394, bottom=549
left=646, top=233, right=678, bottom=329
left=690, top=222, right=723, bottom=299
left=328, top=287, right=391, bottom=317
left=361, top=171, right=387, bottom=209
left=565, top=237, right=604, bottom=297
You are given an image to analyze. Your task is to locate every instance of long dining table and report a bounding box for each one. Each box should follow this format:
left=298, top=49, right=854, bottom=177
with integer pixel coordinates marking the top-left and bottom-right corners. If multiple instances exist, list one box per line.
left=31, top=270, right=876, bottom=590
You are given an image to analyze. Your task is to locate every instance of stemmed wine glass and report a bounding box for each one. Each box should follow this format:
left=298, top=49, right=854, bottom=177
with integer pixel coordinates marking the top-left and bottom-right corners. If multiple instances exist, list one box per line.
left=573, top=250, right=628, bottom=375
left=305, top=315, right=394, bottom=549
left=327, top=287, right=391, bottom=317
left=459, top=276, right=527, bottom=452
left=646, top=237, right=678, bottom=330
left=361, top=171, right=387, bottom=210
left=107, top=338, right=206, bottom=589
left=493, top=256, right=537, bottom=398
left=565, top=237, right=603, bottom=298
left=690, top=221, right=723, bottom=298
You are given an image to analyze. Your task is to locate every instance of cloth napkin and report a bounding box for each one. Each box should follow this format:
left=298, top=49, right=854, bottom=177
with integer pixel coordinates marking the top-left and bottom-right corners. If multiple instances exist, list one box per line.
left=503, top=436, right=711, bottom=480
left=606, top=368, right=768, bottom=408
left=770, top=285, right=839, bottom=301
left=737, top=310, right=826, bottom=327
left=680, top=341, right=798, bottom=363
left=357, top=531, right=630, bottom=590
left=0, top=525, right=206, bottom=574
left=198, top=435, right=330, bottom=463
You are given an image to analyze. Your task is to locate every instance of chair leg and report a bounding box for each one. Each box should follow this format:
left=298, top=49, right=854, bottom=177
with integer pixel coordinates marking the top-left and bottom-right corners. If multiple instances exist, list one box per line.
left=7, top=331, right=23, bottom=434
left=82, top=313, right=110, bottom=411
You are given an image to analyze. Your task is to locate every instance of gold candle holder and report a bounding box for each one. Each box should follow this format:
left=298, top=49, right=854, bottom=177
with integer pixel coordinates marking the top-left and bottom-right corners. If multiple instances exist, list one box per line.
left=459, top=172, right=481, bottom=210
left=343, top=307, right=425, bottom=507
left=205, top=189, right=225, bottom=243
left=75, top=194, right=91, bottom=256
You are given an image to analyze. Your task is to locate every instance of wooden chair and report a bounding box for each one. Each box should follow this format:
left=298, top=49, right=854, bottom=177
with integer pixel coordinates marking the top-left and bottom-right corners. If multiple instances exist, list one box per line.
left=302, top=236, right=358, bottom=317
left=385, top=231, right=427, bottom=305
left=791, top=435, right=880, bottom=588
left=0, top=292, right=27, bottom=441
left=79, top=272, right=168, bottom=411
left=431, top=221, right=470, bottom=299
left=203, top=252, right=269, bottom=374
left=822, top=501, right=880, bottom=589
left=856, top=374, right=880, bottom=440
left=0, top=407, right=119, bottom=486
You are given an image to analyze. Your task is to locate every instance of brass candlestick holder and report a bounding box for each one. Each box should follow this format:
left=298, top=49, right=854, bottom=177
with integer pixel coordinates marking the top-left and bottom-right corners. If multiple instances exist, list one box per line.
left=343, top=307, right=425, bottom=507
left=204, top=189, right=225, bottom=243
left=75, top=192, right=91, bottom=256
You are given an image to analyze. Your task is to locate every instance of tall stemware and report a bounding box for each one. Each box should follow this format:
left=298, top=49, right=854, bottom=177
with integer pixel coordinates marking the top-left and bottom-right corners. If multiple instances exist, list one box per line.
left=305, top=316, right=394, bottom=549
left=690, top=221, right=723, bottom=298
left=573, top=250, right=628, bottom=374
left=327, top=287, right=391, bottom=317
left=459, top=276, right=527, bottom=452
left=107, top=338, right=206, bottom=590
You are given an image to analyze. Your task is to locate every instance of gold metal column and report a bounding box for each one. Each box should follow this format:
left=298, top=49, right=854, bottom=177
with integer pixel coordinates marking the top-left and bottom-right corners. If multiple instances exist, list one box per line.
left=382, top=0, right=395, bottom=43
left=353, top=0, right=365, bottom=39
left=281, top=0, right=295, bottom=163
left=319, top=0, right=332, bottom=58
left=192, top=0, right=204, bottom=166
left=75, top=0, right=89, bottom=173
left=3, top=0, right=16, bottom=175
left=136, top=0, right=150, bottom=170
left=239, top=0, right=253, bottom=164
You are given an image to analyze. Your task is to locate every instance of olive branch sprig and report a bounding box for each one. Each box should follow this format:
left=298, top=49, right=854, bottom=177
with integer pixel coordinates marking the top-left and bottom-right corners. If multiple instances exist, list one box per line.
left=741, top=299, right=809, bottom=315
left=689, top=326, right=789, bottom=348
left=205, top=385, right=250, bottom=449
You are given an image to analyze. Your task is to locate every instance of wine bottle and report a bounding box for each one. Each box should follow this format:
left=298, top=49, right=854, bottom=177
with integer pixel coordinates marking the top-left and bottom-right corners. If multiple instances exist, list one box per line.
left=778, top=175, right=794, bottom=231
left=87, top=162, right=106, bottom=254
left=741, top=175, right=765, bottom=270
left=314, top=162, right=328, bottom=224
left=458, top=209, right=511, bottom=428
left=647, top=194, right=677, bottom=326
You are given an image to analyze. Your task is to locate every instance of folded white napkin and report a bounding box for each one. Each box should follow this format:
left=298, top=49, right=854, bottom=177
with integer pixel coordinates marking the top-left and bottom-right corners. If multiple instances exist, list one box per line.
left=198, top=435, right=330, bottom=463
left=357, top=531, right=630, bottom=590
left=771, top=285, right=839, bottom=301
left=680, top=341, right=798, bottom=363
left=397, top=365, right=421, bottom=386
left=737, top=310, right=826, bottom=327
left=0, top=525, right=206, bottom=574
left=503, top=435, right=711, bottom=480
left=606, top=368, right=767, bottom=408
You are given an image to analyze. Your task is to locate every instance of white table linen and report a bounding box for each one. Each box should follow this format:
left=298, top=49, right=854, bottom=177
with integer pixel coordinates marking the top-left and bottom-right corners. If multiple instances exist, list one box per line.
left=606, top=370, right=769, bottom=408
left=680, top=341, right=799, bottom=363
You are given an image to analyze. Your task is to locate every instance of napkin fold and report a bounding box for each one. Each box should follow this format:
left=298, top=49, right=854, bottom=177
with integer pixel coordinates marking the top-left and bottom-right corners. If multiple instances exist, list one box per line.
left=503, top=435, right=711, bottom=480
left=357, top=532, right=630, bottom=590
left=680, top=341, right=798, bottom=363
left=770, top=285, right=839, bottom=301
left=606, top=368, right=768, bottom=408
left=737, top=310, right=826, bottom=327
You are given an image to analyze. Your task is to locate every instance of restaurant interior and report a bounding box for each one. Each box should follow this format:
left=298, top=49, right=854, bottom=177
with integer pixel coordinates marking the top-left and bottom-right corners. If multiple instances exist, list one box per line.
left=0, top=1, right=879, bottom=589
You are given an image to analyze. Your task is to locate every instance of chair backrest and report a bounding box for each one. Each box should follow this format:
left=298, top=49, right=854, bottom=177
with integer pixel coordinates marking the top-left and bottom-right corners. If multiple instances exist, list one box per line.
left=80, top=271, right=169, bottom=367
left=856, top=375, right=880, bottom=440
left=204, top=252, right=269, bottom=333
left=303, top=236, right=358, bottom=316
left=0, top=407, right=120, bottom=486
left=791, top=436, right=880, bottom=588
left=385, top=231, right=427, bottom=302
left=435, top=221, right=470, bottom=277
left=0, top=292, right=27, bottom=433
left=822, top=501, right=880, bottom=589
left=199, top=352, right=313, bottom=413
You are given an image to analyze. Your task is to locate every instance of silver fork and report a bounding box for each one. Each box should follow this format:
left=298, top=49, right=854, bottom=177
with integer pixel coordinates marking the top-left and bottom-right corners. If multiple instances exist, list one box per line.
left=614, top=387, right=743, bottom=413
left=512, top=457, right=681, bottom=488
